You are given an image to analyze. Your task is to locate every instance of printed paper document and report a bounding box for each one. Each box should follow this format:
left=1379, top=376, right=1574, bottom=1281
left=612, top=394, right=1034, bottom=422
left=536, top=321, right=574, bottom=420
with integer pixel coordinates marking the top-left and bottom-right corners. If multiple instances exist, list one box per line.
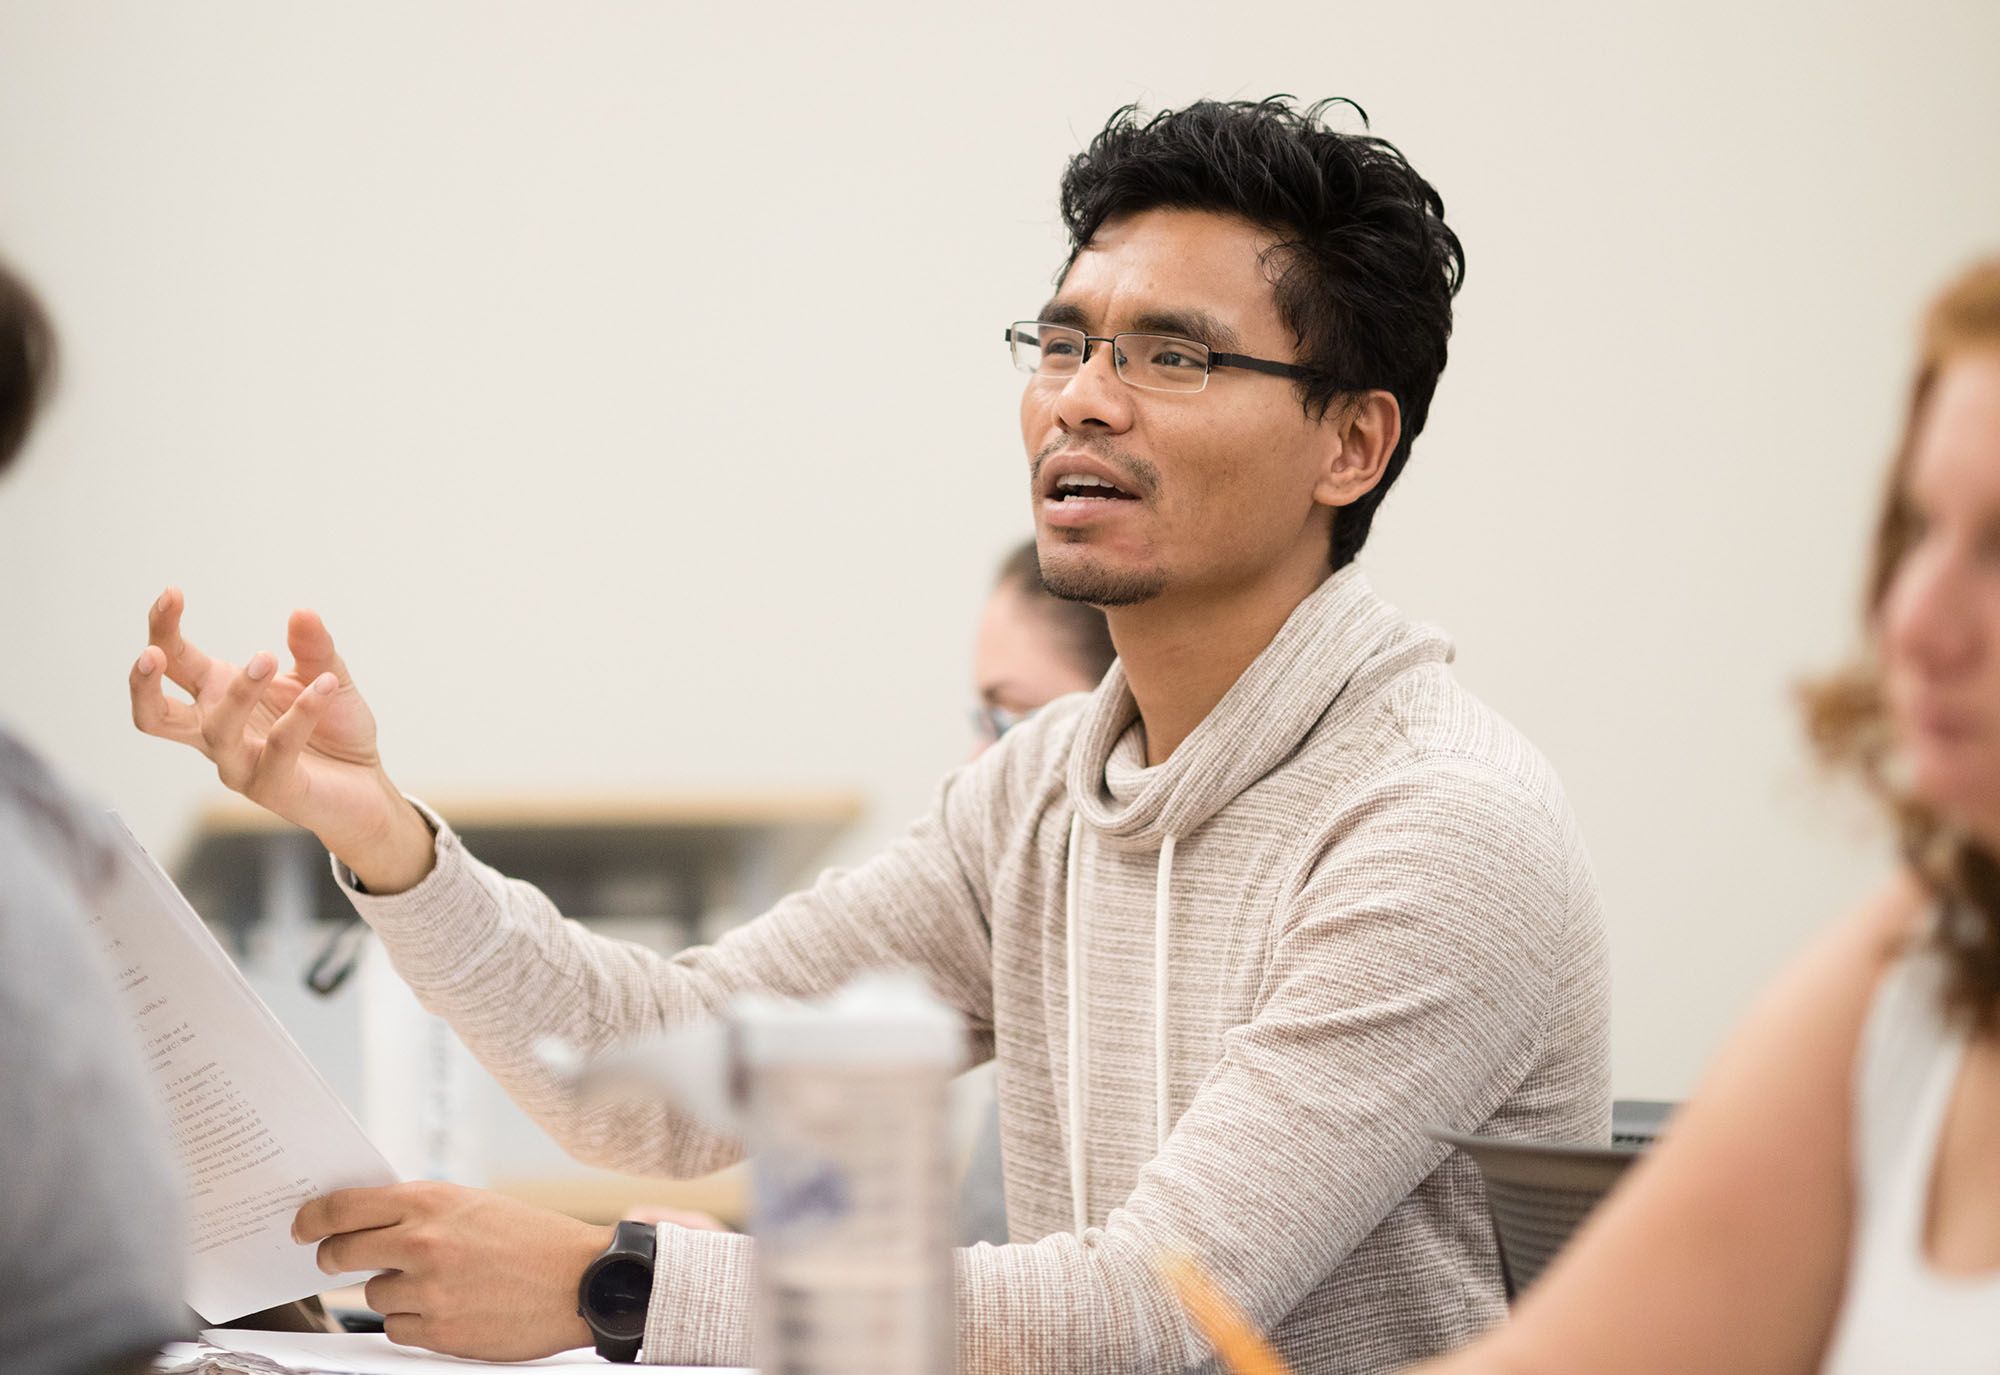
left=95, top=815, right=398, bottom=1322
left=157, top=1331, right=754, bottom=1372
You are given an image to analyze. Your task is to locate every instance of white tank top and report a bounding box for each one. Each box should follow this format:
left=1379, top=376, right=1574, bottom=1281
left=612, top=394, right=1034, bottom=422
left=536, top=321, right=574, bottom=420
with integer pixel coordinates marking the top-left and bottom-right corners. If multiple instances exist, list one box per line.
left=1820, top=944, right=2000, bottom=1372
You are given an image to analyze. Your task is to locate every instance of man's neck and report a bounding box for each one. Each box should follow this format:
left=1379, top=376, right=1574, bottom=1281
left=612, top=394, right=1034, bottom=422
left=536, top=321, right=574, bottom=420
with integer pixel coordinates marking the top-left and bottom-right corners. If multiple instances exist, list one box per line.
left=1107, top=557, right=1336, bottom=767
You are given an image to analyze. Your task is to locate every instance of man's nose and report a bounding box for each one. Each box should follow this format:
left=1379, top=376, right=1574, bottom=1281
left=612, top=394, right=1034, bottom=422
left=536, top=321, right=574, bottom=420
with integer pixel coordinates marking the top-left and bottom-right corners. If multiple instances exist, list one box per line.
left=1053, top=345, right=1133, bottom=433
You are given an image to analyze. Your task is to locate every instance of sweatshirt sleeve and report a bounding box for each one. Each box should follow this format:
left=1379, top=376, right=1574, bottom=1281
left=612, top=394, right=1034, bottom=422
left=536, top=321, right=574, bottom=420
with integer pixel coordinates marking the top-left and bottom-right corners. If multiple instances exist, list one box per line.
left=337, top=761, right=1004, bottom=1181
left=641, top=755, right=1577, bottom=1371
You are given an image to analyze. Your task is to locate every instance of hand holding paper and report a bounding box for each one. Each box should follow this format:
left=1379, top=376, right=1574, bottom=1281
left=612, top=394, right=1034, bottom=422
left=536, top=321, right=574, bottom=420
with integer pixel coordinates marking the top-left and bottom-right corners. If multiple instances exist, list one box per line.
left=93, top=815, right=399, bottom=1321
left=294, top=1181, right=610, bottom=1362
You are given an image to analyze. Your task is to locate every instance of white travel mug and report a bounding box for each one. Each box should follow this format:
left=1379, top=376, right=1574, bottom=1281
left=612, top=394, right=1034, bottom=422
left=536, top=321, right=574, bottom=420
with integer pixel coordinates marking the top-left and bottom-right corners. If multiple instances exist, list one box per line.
left=564, top=972, right=964, bottom=1375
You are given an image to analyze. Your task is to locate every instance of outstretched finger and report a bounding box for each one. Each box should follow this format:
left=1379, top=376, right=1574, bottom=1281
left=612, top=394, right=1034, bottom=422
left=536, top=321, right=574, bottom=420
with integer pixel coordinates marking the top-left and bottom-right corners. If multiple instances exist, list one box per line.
left=287, top=609, right=356, bottom=688
left=147, top=586, right=215, bottom=693
left=260, top=673, right=306, bottom=717
left=199, top=653, right=276, bottom=785
left=129, top=647, right=201, bottom=743
left=252, top=672, right=337, bottom=789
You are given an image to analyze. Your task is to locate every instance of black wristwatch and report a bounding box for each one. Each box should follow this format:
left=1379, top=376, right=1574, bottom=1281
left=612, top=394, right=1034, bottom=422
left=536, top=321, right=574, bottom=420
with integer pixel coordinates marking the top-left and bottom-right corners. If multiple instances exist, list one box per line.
left=577, top=1220, right=656, bottom=1363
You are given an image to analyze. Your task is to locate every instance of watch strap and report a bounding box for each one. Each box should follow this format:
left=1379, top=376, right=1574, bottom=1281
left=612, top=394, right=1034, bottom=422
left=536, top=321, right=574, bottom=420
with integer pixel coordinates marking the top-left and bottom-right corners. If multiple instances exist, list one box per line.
left=598, top=1331, right=642, bottom=1364
left=578, top=1220, right=656, bottom=1364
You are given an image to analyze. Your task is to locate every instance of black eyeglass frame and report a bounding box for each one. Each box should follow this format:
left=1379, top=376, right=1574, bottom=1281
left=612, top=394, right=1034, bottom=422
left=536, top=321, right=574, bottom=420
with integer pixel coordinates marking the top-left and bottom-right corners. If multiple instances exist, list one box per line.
left=1004, top=321, right=1320, bottom=390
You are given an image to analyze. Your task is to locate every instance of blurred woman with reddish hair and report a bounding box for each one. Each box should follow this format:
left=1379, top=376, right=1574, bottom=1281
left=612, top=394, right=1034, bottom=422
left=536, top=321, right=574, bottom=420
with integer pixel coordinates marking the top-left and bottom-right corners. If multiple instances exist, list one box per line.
left=1418, top=259, right=2000, bottom=1373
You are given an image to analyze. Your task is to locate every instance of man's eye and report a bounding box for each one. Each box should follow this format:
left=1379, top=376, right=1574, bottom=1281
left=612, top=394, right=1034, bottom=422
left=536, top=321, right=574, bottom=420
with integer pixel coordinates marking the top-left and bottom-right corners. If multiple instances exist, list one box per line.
left=1154, top=349, right=1203, bottom=370
left=1042, top=339, right=1080, bottom=358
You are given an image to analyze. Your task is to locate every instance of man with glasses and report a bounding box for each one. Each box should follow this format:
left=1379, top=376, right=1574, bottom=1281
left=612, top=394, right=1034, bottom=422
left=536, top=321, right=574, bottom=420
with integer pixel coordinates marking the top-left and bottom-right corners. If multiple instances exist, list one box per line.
left=131, top=97, right=1608, bottom=1371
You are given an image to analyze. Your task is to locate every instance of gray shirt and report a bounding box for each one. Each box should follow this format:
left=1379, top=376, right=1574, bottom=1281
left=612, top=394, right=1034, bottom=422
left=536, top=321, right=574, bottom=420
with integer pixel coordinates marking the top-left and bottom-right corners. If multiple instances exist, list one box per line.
left=0, top=729, right=188, bottom=1373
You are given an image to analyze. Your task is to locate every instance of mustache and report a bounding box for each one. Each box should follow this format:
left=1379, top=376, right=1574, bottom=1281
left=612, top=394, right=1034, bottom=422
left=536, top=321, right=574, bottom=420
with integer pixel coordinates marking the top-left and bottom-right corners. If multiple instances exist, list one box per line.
left=1030, top=437, right=1162, bottom=501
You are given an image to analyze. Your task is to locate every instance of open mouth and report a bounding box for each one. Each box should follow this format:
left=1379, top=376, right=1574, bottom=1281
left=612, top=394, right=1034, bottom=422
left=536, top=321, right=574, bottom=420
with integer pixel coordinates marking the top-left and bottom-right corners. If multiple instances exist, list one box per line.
left=1048, top=473, right=1139, bottom=503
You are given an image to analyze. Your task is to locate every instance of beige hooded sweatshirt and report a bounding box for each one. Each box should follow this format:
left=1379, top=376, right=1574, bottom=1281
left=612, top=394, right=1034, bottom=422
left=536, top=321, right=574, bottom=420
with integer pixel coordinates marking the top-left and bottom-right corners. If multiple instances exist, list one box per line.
left=339, top=566, right=1610, bottom=1373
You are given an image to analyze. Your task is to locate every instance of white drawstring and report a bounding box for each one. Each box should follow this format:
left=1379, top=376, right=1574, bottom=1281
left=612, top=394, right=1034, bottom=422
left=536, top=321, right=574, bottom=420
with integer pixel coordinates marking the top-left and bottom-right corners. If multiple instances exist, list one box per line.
left=1065, top=813, right=1088, bottom=1235
left=1065, top=818, right=1180, bottom=1234
left=1153, top=832, right=1176, bottom=1154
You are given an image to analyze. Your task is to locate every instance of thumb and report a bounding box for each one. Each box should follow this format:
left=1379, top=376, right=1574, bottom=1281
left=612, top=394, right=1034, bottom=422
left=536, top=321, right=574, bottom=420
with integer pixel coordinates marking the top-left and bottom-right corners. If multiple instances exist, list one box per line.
left=286, top=609, right=355, bottom=686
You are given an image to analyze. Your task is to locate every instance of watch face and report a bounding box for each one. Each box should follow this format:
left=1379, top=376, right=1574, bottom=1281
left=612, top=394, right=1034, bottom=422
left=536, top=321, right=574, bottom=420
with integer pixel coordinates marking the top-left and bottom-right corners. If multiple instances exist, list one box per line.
left=585, top=1257, right=650, bottom=1340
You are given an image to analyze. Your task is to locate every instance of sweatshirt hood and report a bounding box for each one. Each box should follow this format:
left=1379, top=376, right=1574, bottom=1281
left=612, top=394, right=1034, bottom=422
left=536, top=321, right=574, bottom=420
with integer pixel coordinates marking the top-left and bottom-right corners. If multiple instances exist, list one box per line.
left=1064, top=566, right=1452, bottom=846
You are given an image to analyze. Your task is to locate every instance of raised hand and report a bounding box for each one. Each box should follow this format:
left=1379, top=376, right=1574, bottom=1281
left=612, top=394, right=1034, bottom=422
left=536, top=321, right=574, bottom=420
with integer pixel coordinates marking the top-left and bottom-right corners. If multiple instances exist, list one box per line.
left=129, top=587, right=436, bottom=892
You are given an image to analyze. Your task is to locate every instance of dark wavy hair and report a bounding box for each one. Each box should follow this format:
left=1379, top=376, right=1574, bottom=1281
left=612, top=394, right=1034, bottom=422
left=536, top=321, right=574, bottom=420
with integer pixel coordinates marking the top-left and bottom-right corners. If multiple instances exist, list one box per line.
left=0, top=256, right=56, bottom=477
left=1056, top=96, right=1465, bottom=571
left=1803, top=258, right=2000, bottom=1029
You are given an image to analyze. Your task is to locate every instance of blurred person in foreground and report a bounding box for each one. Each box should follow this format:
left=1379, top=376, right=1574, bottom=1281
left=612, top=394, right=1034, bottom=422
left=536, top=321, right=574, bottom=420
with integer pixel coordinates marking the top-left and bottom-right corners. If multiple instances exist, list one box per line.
left=1414, top=258, right=2000, bottom=1375
left=129, top=97, right=1610, bottom=1371
left=0, top=261, right=189, bottom=1371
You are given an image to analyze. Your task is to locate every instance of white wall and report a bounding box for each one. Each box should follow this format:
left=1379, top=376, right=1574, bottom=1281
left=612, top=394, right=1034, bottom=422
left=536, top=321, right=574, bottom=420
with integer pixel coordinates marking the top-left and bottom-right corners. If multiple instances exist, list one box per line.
left=1, top=0, right=1996, bottom=1099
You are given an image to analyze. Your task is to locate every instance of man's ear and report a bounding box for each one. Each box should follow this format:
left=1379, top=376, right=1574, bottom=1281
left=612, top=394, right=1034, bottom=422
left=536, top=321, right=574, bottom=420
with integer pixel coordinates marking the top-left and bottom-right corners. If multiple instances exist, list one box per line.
left=1311, top=390, right=1402, bottom=509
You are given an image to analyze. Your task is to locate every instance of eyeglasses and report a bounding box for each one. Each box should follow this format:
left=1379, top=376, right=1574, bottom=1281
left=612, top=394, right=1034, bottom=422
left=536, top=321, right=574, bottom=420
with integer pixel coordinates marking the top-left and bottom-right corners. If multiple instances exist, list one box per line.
left=1005, top=320, right=1316, bottom=394
left=972, top=704, right=1035, bottom=745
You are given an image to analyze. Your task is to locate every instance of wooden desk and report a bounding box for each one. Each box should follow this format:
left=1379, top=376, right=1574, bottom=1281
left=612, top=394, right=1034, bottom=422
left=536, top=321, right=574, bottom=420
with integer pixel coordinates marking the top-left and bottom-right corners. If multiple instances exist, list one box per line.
left=491, top=1161, right=749, bottom=1229
left=175, top=790, right=866, bottom=951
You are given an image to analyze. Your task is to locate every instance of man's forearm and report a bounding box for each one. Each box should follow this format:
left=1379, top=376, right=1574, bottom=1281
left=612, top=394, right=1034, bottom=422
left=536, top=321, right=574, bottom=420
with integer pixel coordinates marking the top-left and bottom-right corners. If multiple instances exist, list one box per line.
left=335, top=794, right=997, bottom=1182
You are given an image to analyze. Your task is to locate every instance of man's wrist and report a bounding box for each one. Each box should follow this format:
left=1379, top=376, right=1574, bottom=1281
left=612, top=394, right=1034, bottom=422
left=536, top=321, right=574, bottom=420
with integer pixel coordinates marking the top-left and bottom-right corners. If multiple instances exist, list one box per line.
left=332, top=784, right=438, bottom=896
left=562, top=1222, right=615, bottom=1353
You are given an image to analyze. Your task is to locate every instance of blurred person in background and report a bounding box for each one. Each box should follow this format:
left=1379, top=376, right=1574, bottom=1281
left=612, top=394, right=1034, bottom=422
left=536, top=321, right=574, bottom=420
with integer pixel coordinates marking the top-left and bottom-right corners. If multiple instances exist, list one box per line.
left=1413, top=258, right=2000, bottom=1375
left=971, top=538, right=1117, bottom=755
left=628, top=538, right=1113, bottom=1243
left=0, top=258, right=189, bottom=1372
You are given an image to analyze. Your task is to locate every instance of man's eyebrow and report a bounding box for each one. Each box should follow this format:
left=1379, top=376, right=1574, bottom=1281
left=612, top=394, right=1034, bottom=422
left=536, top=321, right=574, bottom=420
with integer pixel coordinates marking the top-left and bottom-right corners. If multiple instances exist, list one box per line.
left=1032, top=300, right=1245, bottom=352
left=1036, top=299, right=1090, bottom=329
left=1130, top=308, right=1242, bottom=352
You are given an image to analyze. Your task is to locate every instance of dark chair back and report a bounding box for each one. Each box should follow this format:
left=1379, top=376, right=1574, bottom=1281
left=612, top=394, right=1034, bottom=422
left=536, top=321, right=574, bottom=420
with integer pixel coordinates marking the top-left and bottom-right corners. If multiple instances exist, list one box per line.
left=1611, top=1098, right=1676, bottom=1148
left=1431, top=1128, right=1642, bottom=1299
